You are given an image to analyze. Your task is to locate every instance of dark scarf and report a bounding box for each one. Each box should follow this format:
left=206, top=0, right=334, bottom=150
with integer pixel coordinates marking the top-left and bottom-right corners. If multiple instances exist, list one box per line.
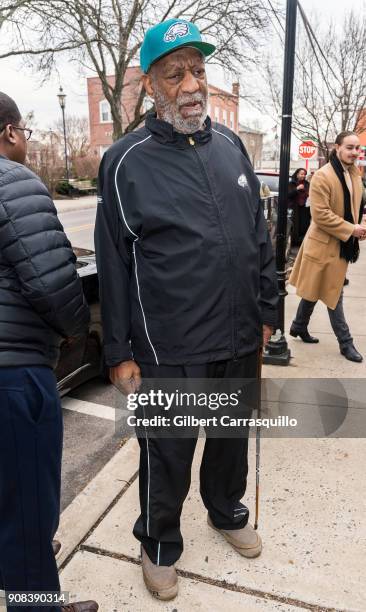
left=330, top=154, right=363, bottom=263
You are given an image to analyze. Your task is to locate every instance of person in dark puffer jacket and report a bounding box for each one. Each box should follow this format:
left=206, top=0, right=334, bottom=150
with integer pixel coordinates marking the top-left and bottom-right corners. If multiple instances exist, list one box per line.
left=0, top=92, right=98, bottom=612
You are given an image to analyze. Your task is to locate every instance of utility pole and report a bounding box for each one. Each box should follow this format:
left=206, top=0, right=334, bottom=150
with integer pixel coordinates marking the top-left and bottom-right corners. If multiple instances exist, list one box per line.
left=263, top=0, right=297, bottom=366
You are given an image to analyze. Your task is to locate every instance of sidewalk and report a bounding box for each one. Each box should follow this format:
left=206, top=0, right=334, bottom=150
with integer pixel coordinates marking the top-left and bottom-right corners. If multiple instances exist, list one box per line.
left=54, top=195, right=97, bottom=214
left=53, top=244, right=365, bottom=611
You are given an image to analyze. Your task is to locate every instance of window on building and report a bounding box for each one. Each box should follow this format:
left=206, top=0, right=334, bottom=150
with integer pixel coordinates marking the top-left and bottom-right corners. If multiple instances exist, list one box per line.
left=214, top=106, right=219, bottom=123
left=222, top=110, right=228, bottom=126
left=99, top=100, right=112, bottom=123
left=230, top=111, right=234, bottom=129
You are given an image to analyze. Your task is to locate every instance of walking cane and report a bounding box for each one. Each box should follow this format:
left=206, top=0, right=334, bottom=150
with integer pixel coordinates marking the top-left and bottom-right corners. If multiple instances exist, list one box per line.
left=254, top=346, right=263, bottom=531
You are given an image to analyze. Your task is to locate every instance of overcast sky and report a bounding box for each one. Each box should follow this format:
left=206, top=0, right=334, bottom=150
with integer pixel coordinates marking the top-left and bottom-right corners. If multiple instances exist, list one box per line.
left=0, top=0, right=361, bottom=131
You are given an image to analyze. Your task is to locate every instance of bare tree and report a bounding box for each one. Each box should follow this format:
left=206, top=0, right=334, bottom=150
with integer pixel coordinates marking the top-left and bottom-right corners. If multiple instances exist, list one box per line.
left=26, top=129, right=64, bottom=193
left=262, top=10, right=366, bottom=161
left=54, top=115, right=90, bottom=160
left=0, top=0, right=272, bottom=140
left=0, top=0, right=28, bottom=29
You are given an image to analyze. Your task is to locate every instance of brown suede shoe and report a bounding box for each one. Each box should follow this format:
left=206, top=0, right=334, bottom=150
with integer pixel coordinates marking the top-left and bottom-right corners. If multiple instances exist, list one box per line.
left=141, top=547, right=178, bottom=600
left=61, top=602, right=98, bottom=612
left=52, top=540, right=61, bottom=556
left=207, top=515, right=262, bottom=558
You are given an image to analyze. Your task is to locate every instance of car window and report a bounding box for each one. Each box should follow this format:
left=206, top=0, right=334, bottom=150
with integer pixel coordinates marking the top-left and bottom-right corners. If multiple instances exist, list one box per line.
left=256, top=174, right=279, bottom=192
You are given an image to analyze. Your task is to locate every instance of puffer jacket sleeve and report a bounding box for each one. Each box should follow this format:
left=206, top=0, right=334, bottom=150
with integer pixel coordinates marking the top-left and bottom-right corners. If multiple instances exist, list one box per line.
left=0, top=164, right=90, bottom=338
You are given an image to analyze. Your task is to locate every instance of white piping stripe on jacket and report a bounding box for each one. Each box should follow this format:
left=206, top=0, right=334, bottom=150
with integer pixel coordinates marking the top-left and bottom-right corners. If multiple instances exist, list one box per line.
left=157, top=541, right=161, bottom=566
left=114, top=135, right=159, bottom=365
left=114, top=135, right=151, bottom=238
left=212, top=127, right=236, bottom=147
left=142, top=404, right=151, bottom=537
left=132, top=242, right=159, bottom=365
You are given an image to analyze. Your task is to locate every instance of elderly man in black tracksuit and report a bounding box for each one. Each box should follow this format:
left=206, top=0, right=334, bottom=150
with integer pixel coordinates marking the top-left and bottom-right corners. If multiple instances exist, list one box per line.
left=0, top=92, right=98, bottom=612
left=95, top=19, right=278, bottom=601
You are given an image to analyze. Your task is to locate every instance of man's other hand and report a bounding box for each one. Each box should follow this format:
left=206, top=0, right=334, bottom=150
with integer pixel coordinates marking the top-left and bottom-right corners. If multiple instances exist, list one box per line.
left=109, top=360, right=141, bottom=396
left=263, top=325, right=273, bottom=347
left=352, top=223, right=366, bottom=238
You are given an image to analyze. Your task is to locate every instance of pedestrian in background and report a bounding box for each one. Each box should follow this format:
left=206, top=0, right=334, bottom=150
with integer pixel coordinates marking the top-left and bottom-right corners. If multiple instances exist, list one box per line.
left=288, top=167, right=311, bottom=245
left=289, top=131, right=366, bottom=362
left=0, top=92, right=97, bottom=612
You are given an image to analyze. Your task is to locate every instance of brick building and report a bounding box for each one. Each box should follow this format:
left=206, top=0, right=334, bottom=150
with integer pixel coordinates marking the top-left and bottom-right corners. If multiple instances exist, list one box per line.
left=356, top=109, right=366, bottom=145
left=87, top=67, right=239, bottom=158
left=207, top=82, right=239, bottom=134
left=87, top=67, right=142, bottom=158
left=238, top=124, right=264, bottom=169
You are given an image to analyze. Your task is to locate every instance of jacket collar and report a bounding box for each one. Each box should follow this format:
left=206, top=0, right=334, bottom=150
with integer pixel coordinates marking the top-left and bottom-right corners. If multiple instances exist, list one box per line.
left=145, top=113, right=212, bottom=148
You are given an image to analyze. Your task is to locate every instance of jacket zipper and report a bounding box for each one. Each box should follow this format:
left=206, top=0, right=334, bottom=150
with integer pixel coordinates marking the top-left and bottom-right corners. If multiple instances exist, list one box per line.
left=188, top=136, right=238, bottom=359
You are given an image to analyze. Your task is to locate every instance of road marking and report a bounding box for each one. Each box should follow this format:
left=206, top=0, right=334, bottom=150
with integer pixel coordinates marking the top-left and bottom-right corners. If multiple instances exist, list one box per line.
left=65, top=223, right=95, bottom=234
left=62, top=397, right=127, bottom=421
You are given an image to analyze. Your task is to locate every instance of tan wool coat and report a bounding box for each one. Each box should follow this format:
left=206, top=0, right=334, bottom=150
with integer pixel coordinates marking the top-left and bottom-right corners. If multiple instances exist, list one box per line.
left=289, top=162, right=363, bottom=309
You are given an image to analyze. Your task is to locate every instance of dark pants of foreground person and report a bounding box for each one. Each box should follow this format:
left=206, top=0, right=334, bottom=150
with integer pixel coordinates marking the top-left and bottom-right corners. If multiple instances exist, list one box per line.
left=133, top=351, right=258, bottom=566
left=292, top=290, right=353, bottom=349
left=0, top=366, right=63, bottom=612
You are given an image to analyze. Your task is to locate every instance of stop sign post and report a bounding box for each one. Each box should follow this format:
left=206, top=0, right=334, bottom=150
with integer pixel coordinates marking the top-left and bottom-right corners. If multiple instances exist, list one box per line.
left=299, top=140, right=317, bottom=171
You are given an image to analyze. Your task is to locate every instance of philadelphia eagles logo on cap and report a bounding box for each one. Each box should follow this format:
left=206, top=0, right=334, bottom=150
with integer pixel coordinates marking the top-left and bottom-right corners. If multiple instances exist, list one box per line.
left=140, top=19, right=216, bottom=73
left=163, top=22, right=190, bottom=43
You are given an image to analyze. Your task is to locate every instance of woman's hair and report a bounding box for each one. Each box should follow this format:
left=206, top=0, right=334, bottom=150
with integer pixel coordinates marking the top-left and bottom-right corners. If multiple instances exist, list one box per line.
left=329, top=131, right=358, bottom=160
left=291, top=167, right=307, bottom=181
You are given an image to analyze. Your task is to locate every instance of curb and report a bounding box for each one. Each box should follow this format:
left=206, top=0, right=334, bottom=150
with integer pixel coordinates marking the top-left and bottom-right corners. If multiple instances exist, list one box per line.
left=55, top=200, right=97, bottom=215
left=56, top=439, right=139, bottom=569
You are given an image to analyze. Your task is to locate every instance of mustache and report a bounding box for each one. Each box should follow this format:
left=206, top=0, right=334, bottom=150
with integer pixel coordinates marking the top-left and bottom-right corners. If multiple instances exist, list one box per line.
left=177, top=92, right=206, bottom=107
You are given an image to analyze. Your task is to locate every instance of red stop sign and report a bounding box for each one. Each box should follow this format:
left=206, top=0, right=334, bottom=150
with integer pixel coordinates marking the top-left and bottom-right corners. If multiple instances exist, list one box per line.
left=299, top=140, right=317, bottom=159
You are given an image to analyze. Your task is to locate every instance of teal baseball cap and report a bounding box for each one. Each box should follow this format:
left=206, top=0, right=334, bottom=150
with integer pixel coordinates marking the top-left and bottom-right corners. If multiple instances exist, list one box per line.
left=140, top=19, right=216, bottom=73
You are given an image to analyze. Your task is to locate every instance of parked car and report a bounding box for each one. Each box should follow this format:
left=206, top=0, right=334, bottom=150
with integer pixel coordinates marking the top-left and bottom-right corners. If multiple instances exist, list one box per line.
left=55, top=247, right=104, bottom=396
left=256, top=171, right=293, bottom=261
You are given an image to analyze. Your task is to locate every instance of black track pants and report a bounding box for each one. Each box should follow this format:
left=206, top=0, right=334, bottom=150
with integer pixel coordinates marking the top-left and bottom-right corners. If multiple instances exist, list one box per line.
left=132, top=351, right=259, bottom=566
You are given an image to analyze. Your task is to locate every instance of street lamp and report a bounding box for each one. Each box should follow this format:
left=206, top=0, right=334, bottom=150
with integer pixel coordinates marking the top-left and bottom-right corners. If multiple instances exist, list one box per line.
left=57, top=86, right=69, bottom=181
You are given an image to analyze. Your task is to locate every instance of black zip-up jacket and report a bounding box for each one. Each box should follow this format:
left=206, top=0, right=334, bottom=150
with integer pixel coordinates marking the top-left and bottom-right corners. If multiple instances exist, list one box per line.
left=0, top=155, right=90, bottom=368
left=95, top=115, right=278, bottom=367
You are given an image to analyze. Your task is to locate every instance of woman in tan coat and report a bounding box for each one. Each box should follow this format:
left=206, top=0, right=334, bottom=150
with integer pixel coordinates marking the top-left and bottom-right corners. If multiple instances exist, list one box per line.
left=289, top=131, right=366, bottom=362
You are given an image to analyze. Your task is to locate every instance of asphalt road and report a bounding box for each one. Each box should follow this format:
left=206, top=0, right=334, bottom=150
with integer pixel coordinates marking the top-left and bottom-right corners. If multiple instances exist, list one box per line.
left=60, top=379, right=126, bottom=511
left=58, top=207, right=97, bottom=251
left=56, top=205, right=127, bottom=511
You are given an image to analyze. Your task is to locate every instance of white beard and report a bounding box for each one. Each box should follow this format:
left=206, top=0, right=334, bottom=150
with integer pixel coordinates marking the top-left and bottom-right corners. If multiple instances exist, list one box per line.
left=154, top=89, right=208, bottom=134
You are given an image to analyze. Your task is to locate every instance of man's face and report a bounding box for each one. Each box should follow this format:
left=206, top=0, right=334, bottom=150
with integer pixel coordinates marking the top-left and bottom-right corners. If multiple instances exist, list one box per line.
left=0, top=119, right=27, bottom=164
left=336, top=135, right=360, bottom=167
left=143, top=47, right=208, bottom=134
